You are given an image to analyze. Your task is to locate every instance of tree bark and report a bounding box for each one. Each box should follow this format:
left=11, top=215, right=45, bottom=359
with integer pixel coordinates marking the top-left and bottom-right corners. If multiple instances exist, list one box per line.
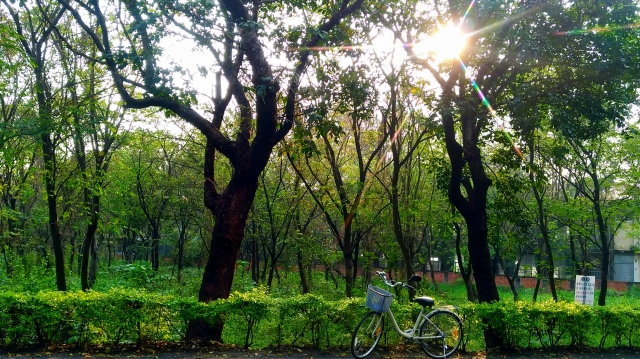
left=43, top=134, right=67, bottom=292
left=80, top=228, right=96, bottom=291
left=187, top=153, right=260, bottom=341
left=297, top=250, right=309, bottom=294
left=528, top=142, right=557, bottom=301
left=442, top=103, right=501, bottom=346
left=454, top=221, right=475, bottom=302
left=151, top=226, right=160, bottom=271
left=88, top=235, right=98, bottom=287
left=594, top=195, right=610, bottom=306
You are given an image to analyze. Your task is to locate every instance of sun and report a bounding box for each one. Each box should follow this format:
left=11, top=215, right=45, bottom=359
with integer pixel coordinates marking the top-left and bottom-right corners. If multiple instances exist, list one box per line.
left=412, top=22, right=468, bottom=62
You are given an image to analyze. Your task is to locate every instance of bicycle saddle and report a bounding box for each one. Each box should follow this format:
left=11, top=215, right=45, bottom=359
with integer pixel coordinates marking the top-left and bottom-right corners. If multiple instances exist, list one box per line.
left=414, top=296, right=434, bottom=308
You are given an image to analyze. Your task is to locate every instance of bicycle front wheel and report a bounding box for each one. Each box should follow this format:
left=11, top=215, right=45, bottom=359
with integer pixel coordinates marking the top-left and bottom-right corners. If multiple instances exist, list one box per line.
left=418, top=309, right=463, bottom=359
left=351, top=311, right=384, bottom=359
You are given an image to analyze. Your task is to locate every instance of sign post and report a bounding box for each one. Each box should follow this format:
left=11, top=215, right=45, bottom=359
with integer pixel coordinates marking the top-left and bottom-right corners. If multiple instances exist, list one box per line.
left=574, top=275, right=595, bottom=305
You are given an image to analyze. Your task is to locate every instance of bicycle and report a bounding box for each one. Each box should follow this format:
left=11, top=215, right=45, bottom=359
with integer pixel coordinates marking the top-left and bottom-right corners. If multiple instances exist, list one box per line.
left=350, top=271, right=463, bottom=359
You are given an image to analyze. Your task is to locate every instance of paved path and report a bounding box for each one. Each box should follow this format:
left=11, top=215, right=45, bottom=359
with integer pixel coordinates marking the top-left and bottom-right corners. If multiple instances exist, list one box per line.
left=2, top=348, right=640, bottom=359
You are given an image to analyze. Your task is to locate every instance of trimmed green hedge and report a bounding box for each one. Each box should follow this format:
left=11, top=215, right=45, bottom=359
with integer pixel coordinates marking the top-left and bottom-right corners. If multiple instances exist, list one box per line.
left=462, top=300, right=640, bottom=350
left=0, top=289, right=639, bottom=351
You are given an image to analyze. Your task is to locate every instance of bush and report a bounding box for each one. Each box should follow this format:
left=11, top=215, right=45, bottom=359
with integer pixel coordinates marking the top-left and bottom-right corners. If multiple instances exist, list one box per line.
left=471, top=300, right=640, bottom=350
left=0, top=290, right=639, bottom=351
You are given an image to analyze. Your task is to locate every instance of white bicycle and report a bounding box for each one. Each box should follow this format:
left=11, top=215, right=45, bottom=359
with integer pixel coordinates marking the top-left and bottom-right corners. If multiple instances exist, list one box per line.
left=350, top=271, right=463, bottom=359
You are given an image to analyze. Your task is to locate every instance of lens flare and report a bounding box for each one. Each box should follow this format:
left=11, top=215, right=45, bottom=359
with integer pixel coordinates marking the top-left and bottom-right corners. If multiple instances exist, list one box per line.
left=554, top=23, right=640, bottom=36
left=456, top=55, right=524, bottom=160
left=461, top=0, right=477, bottom=24
left=411, top=22, right=468, bottom=62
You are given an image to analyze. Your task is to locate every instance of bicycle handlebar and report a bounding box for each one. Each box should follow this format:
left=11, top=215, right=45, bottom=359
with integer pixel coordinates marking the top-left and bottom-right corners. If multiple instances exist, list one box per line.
left=375, top=271, right=416, bottom=291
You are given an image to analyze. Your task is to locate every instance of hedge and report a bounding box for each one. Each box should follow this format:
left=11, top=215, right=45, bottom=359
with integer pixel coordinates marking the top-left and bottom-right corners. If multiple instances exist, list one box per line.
left=0, top=289, right=639, bottom=351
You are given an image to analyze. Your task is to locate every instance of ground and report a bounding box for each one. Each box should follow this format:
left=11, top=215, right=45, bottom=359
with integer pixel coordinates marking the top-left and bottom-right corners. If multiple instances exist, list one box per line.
left=1, top=347, right=639, bottom=359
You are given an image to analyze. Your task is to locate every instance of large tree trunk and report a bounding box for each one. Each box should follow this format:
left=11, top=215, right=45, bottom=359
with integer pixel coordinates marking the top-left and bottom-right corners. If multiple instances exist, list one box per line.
left=42, top=134, right=66, bottom=292
left=466, top=219, right=498, bottom=303
left=341, top=224, right=357, bottom=298
left=80, top=224, right=98, bottom=291
left=37, top=68, right=66, bottom=291
left=344, top=250, right=355, bottom=297
left=443, top=107, right=501, bottom=347
left=187, top=167, right=258, bottom=341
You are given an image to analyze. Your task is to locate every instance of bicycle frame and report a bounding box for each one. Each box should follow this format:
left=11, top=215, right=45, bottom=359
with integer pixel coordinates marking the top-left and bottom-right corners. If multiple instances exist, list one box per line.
left=366, top=271, right=448, bottom=341
left=383, top=306, right=442, bottom=340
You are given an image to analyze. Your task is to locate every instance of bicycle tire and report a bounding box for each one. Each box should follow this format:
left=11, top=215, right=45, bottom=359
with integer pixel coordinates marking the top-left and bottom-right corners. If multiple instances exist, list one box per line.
left=351, top=311, right=384, bottom=359
left=418, top=309, right=463, bottom=359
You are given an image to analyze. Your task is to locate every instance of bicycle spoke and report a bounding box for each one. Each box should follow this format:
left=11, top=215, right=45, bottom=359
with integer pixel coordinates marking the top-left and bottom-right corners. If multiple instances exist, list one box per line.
left=351, top=312, right=384, bottom=359
left=418, top=310, right=463, bottom=359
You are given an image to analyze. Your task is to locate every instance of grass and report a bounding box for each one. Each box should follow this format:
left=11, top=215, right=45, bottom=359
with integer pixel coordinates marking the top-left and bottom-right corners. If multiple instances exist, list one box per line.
left=1, top=260, right=639, bottom=308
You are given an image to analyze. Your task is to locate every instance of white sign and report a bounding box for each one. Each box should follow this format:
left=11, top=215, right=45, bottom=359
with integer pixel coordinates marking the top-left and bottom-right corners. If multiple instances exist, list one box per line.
left=574, top=275, right=596, bottom=305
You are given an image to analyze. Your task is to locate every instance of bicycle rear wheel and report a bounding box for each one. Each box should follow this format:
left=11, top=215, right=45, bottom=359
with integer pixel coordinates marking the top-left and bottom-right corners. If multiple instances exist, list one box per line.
left=418, top=309, right=463, bottom=359
left=351, top=311, right=384, bottom=359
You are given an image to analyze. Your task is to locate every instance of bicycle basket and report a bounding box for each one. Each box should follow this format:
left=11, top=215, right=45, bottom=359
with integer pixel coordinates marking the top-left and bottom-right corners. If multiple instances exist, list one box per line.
left=366, top=285, right=393, bottom=313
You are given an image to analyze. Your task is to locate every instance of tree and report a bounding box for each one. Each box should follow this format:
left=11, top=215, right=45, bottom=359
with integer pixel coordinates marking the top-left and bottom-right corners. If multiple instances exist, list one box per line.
left=378, top=0, right=639, bottom=344
left=0, top=29, right=39, bottom=278
left=376, top=67, right=437, bottom=296
left=250, top=153, right=301, bottom=287
left=526, top=135, right=559, bottom=302
left=551, top=126, right=636, bottom=305
left=511, top=1, right=640, bottom=304
left=166, top=128, right=205, bottom=282
left=132, top=132, right=175, bottom=271
left=288, top=60, right=389, bottom=297
left=53, top=36, right=125, bottom=289
left=487, top=169, right=536, bottom=302
left=58, top=0, right=364, bottom=339
left=2, top=0, right=69, bottom=290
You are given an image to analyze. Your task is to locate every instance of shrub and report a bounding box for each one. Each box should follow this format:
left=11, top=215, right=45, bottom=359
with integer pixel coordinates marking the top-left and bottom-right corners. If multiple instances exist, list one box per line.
left=0, top=290, right=639, bottom=351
